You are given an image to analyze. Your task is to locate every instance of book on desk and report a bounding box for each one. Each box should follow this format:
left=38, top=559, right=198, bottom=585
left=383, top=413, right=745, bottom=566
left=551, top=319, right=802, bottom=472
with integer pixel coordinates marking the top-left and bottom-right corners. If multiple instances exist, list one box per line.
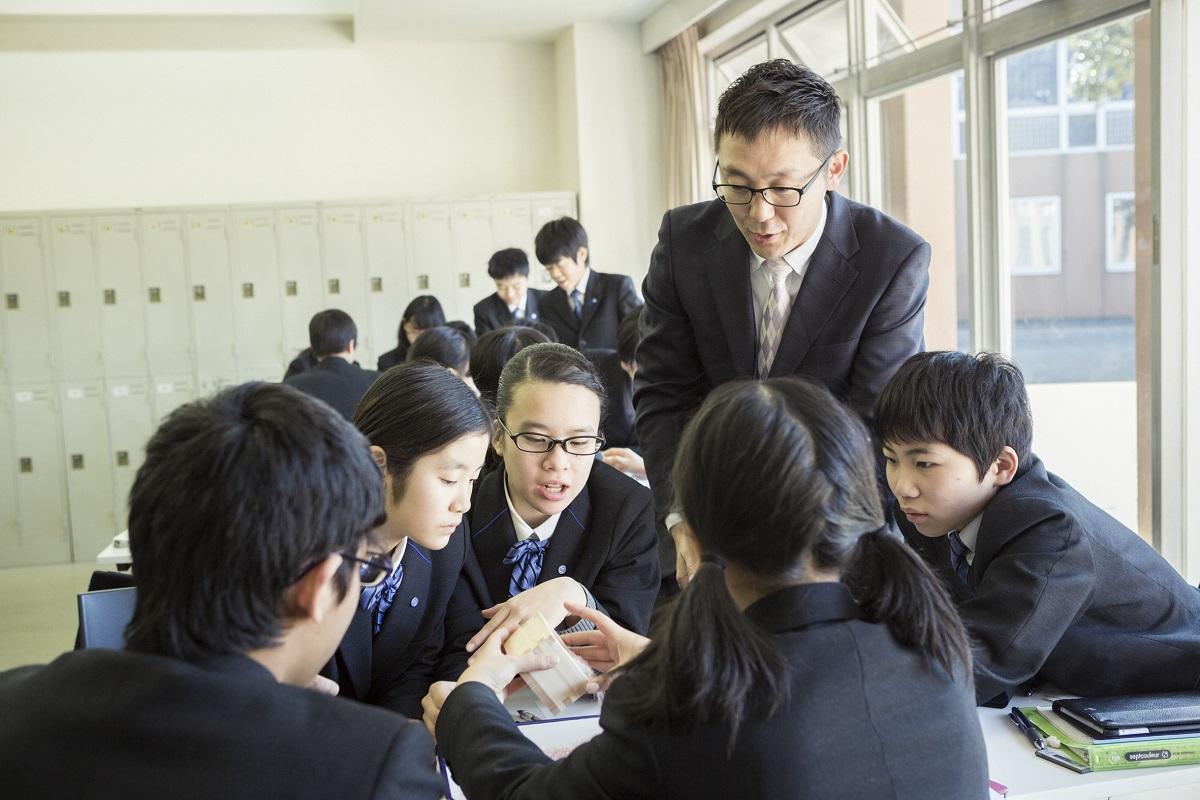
left=1019, top=705, right=1200, bottom=772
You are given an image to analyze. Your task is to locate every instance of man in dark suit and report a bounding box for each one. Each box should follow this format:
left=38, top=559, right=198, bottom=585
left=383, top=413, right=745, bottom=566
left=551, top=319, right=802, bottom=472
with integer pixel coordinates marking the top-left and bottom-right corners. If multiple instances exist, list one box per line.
left=635, top=60, right=929, bottom=582
left=535, top=217, right=642, bottom=350
left=285, top=308, right=379, bottom=421
left=473, top=247, right=545, bottom=336
left=0, top=383, right=443, bottom=799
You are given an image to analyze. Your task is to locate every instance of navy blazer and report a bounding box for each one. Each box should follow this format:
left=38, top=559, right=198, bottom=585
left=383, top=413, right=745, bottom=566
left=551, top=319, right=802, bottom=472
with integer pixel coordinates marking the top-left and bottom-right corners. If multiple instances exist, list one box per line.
left=283, top=357, right=379, bottom=421
left=584, top=349, right=637, bottom=449
left=540, top=270, right=642, bottom=351
left=461, top=461, right=659, bottom=635
left=635, top=193, right=929, bottom=565
left=323, top=528, right=469, bottom=719
left=899, top=455, right=1200, bottom=703
left=437, top=582, right=988, bottom=800
left=0, top=650, right=442, bottom=799
left=473, top=289, right=545, bottom=336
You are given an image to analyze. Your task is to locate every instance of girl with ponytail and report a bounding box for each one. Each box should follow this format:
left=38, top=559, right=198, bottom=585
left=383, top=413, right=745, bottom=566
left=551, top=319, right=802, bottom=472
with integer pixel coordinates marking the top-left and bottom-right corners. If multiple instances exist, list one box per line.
left=423, top=376, right=989, bottom=799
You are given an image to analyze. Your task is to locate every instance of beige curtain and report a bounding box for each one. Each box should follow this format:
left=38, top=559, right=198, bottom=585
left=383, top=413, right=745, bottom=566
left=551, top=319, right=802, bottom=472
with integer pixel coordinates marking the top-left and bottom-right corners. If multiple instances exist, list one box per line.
left=658, top=26, right=711, bottom=210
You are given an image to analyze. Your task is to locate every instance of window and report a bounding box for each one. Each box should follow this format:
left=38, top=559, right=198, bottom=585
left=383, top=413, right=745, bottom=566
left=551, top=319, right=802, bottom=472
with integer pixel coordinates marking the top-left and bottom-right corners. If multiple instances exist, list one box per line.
left=1008, top=197, right=1061, bottom=276
left=713, top=36, right=769, bottom=95
left=779, top=1, right=849, bottom=80
left=1106, top=192, right=1135, bottom=273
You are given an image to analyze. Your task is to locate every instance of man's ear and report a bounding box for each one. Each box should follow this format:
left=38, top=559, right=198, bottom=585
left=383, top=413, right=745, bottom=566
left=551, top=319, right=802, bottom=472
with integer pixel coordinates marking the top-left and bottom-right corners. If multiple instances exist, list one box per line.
left=992, top=446, right=1020, bottom=487
left=289, top=554, right=342, bottom=624
left=825, top=149, right=849, bottom=191
left=576, top=245, right=589, bottom=267
left=369, top=444, right=388, bottom=470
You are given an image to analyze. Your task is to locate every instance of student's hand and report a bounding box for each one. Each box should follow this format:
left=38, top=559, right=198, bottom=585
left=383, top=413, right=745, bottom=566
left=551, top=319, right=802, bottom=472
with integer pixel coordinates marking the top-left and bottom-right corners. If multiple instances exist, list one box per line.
left=467, top=577, right=587, bottom=652
left=600, top=447, right=647, bottom=480
left=421, top=681, right=456, bottom=737
left=671, top=521, right=700, bottom=588
left=560, top=602, right=650, bottom=692
left=306, top=674, right=340, bottom=696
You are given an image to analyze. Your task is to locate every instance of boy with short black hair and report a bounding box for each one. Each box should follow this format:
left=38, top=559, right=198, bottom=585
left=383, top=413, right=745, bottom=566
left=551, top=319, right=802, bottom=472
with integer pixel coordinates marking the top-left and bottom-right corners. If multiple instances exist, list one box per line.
left=534, top=217, right=641, bottom=351
left=474, top=248, right=544, bottom=336
left=876, top=351, right=1200, bottom=705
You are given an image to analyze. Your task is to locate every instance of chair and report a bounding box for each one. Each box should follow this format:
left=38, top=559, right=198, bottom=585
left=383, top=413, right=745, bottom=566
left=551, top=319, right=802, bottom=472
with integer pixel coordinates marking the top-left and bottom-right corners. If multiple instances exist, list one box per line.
left=76, top=586, right=137, bottom=650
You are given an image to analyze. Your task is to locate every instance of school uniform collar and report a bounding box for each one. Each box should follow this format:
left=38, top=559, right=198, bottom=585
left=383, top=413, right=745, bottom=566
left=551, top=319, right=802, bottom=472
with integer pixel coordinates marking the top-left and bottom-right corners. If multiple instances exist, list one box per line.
left=503, top=474, right=562, bottom=542
left=571, top=268, right=591, bottom=298
left=191, top=652, right=277, bottom=683
left=953, top=513, right=983, bottom=565
left=742, top=581, right=866, bottom=635
left=749, top=195, right=827, bottom=279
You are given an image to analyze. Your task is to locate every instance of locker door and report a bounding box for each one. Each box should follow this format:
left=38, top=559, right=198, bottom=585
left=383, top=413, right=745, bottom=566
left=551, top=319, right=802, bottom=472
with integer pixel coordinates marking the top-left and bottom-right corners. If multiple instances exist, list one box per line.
left=184, top=212, right=238, bottom=382
left=0, top=387, right=18, bottom=556
left=276, top=208, right=324, bottom=359
left=105, top=379, right=153, bottom=530
left=49, top=216, right=103, bottom=380
left=6, top=384, right=69, bottom=566
left=320, top=206, right=370, bottom=357
left=364, top=206, right=408, bottom=367
left=150, top=375, right=196, bottom=425
left=408, top=204, right=455, bottom=318
left=141, top=214, right=193, bottom=377
left=230, top=211, right=285, bottom=381
left=530, top=195, right=578, bottom=291
left=491, top=199, right=535, bottom=260
left=0, top=218, right=55, bottom=383
left=61, top=380, right=118, bottom=562
left=449, top=202, right=494, bottom=321
left=95, top=215, right=148, bottom=378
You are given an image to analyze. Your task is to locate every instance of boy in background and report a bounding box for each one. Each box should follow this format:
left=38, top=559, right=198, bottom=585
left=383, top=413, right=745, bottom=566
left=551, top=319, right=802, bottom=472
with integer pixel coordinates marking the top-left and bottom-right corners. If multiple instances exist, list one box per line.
left=474, top=247, right=544, bottom=336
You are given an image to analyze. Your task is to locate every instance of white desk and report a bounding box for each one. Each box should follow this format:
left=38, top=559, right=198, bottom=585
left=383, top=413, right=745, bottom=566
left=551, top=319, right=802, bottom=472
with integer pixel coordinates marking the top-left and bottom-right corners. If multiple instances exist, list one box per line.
left=96, top=531, right=132, bottom=569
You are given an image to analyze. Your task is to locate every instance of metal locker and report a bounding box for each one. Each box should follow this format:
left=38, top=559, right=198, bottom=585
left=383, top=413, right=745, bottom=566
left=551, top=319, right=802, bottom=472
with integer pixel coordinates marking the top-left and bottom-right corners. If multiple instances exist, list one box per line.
left=150, top=375, right=196, bottom=425
left=230, top=211, right=285, bottom=380
left=60, top=380, right=118, bottom=562
left=491, top=198, right=536, bottom=260
left=141, top=214, right=194, bottom=377
left=408, top=204, right=456, bottom=318
left=320, top=206, right=370, bottom=360
left=49, top=216, right=104, bottom=380
left=363, top=206, right=408, bottom=365
left=0, top=385, right=18, bottom=554
left=530, top=195, right=578, bottom=290
left=95, top=215, right=149, bottom=378
left=450, top=202, right=494, bottom=321
left=184, top=212, right=238, bottom=382
left=276, top=208, right=324, bottom=360
left=0, top=218, right=56, bottom=383
left=105, top=379, right=153, bottom=530
left=7, top=383, right=70, bottom=567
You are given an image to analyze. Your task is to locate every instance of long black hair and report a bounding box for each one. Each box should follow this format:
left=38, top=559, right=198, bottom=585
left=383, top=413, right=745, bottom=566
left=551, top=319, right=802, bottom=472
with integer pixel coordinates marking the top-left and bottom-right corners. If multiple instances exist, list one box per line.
left=407, top=326, right=472, bottom=376
left=470, top=326, right=550, bottom=410
left=623, top=377, right=970, bottom=742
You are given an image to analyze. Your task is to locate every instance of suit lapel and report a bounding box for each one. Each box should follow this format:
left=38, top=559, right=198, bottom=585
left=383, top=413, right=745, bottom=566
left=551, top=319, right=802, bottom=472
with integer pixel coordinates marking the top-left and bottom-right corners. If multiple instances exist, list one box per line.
left=578, top=275, right=602, bottom=335
left=471, top=468, right=520, bottom=605
left=525, top=289, right=541, bottom=322
left=708, top=214, right=757, bottom=376
left=541, top=483, right=590, bottom=583
left=337, top=606, right=373, bottom=699
left=547, top=288, right=580, bottom=337
left=371, top=542, right=432, bottom=678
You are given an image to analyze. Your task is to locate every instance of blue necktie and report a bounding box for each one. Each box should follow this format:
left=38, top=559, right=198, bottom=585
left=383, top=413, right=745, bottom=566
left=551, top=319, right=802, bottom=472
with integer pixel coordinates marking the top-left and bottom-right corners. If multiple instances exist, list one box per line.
left=947, top=531, right=972, bottom=588
left=503, top=535, right=548, bottom=598
left=571, top=289, right=583, bottom=318
left=360, top=561, right=404, bottom=636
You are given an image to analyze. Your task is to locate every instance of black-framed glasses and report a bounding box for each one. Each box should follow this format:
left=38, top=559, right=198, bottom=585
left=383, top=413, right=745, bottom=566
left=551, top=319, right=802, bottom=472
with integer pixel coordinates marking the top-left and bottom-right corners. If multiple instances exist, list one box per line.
left=712, top=151, right=835, bottom=207
left=496, top=417, right=605, bottom=456
left=295, top=551, right=393, bottom=587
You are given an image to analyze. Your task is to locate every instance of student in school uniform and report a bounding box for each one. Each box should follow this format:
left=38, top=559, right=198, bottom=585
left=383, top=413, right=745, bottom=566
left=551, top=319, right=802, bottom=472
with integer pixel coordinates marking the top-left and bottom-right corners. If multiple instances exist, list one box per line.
left=876, top=351, right=1200, bottom=705
left=474, top=248, right=545, bottom=336
left=534, top=217, right=642, bottom=351
left=377, top=295, right=445, bottom=371
left=284, top=309, right=379, bottom=421
left=423, top=377, right=988, bottom=799
left=320, top=363, right=490, bottom=719
left=457, top=342, right=659, bottom=654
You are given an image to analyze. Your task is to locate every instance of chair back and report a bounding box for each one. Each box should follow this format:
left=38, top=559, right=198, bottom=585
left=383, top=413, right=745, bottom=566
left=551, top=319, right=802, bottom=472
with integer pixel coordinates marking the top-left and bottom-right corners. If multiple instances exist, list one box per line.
left=77, top=586, right=137, bottom=650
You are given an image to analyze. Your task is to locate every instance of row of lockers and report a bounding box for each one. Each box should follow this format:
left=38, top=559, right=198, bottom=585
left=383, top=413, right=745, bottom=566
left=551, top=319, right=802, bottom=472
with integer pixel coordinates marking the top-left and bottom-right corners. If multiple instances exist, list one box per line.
left=0, top=192, right=575, bottom=388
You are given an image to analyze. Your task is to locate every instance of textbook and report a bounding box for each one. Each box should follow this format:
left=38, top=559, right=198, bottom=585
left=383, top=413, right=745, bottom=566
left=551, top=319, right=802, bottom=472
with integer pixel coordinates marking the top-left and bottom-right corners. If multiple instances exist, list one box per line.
left=505, top=613, right=593, bottom=716
left=1019, top=706, right=1200, bottom=772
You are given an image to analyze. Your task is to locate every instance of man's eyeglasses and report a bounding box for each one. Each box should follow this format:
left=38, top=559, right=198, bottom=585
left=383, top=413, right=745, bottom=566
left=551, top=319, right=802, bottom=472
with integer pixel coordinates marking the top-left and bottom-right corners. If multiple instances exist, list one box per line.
left=295, top=551, right=393, bottom=587
left=712, top=151, right=835, bottom=208
left=497, top=417, right=605, bottom=456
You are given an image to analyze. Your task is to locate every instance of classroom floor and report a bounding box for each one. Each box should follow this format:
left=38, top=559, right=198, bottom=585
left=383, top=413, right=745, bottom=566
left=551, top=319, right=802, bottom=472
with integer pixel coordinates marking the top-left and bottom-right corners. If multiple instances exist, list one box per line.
left=0, top=562, right=98, bottom=671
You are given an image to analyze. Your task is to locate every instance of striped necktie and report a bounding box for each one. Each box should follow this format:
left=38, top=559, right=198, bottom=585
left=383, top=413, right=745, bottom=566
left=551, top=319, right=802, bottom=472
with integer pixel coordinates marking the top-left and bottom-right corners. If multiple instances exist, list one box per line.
left=571, top=289, right=583, bottom=318
left=757, top=259, right=791, bottom=378
left=503, top=535, right=549, bottom=597
left=360, top=561, right=404, bottom=636
left=947, top=531, right=972, bottom=588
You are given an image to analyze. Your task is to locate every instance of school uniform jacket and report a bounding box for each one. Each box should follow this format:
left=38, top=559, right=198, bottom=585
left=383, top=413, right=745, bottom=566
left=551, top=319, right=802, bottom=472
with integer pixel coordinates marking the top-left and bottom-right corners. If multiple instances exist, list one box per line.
left=540, top=271, right=642, bottom=351
left=437, top=582, right=988, bottom=800
left=462, top=461, right=659, bottom=635
left=899, top=454, right=1200, bottom=704
left=283, top=357, right=379, bottom=422
left=473, top=289, right=545, bottom=336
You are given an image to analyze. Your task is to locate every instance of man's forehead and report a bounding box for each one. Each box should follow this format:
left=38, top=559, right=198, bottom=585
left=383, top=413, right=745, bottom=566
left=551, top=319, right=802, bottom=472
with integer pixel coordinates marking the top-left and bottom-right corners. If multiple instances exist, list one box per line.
left=717, top=130, right=824, bottom=175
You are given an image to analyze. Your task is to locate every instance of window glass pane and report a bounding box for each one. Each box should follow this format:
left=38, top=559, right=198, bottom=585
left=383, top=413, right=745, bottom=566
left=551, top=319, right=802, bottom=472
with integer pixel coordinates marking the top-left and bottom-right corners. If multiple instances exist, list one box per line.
left=865, top=0, right=963, bottom=67
left=714, top=36, right=769, bottom=95
left=779, top=1, right=849, bottom=81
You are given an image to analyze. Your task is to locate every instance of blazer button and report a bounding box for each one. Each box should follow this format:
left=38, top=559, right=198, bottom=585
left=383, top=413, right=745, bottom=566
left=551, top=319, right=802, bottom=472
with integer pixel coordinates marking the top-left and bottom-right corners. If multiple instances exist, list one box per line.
left=410, top=597, right=419, bottom=608
left=557, top=565, right=567, bottom=575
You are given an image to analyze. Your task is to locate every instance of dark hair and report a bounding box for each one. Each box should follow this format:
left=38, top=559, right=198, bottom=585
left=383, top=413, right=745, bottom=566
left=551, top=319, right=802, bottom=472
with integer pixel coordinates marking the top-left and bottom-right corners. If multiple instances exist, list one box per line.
left=715, top=59, right=842, bottom=158
left=534, top=217, right=588, bottom=267
left=308, top=308, right=357, bottom=358
left=354, top=362, right=491, bottom=500
left=124, top=382, right=385, bottom=661
left=487, top=248, right=530, bottom=280
left=496, top=342, right=606, bottom=423
left=470, top=326, right=550, bottom=410
left=625, top=377, right=970, bottom=744
left=875, top=351, right=1033, bottom=479
left=407, top=326, right=472, bottom=375
left=397, top=295, right=446, bottom=346
left=445, top=320, right=478, bottom=348
left=527, top=319, right=559, bottom=343
left=617, top=307, right=643, bottom=366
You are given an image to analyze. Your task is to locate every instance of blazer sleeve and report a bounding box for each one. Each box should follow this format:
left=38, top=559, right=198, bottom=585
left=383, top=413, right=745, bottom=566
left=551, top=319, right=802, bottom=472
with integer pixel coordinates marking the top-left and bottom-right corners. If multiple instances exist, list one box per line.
left=368, top=720, right=445, bottom=800
left=437, top=682, right=659, bottom=800
left=587, top=487, right=660, bottom=635
left=616, top=274, right=643, bottom=319
left=434, top=566, right=488, bottom=682
left=474, top=304, right=493, bottom=337
left=373, top=625, right=446, bottom=719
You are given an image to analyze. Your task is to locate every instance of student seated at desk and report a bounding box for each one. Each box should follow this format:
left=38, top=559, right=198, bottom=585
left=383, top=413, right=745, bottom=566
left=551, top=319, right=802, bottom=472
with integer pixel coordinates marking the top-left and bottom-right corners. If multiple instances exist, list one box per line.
left=876, top=351, right=1200, bottom=705
left=321, top=363, right=490, bottom=718
left=458, top=342, right=659, bottom=653
left=377, top=295, right=445, bottom=371
left=0, top=383, right=441, bottom=799
left=424, top=377, right=988, bottom=799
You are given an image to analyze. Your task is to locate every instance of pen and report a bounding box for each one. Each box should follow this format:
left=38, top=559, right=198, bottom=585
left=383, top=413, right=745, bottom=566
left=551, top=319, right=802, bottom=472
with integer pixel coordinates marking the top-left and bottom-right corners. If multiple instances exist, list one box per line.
left=1008, top=708, right=1046, bottom=750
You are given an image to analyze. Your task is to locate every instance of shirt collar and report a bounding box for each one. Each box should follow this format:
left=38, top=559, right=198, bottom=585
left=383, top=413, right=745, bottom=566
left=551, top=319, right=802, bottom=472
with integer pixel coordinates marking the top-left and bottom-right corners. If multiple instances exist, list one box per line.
left=572, top=268, right=591, bottom=297
left=388, top=538, right=408, bottom=568
left=503, top=475, right=561, bottom=542
left=955, top=512, right=983, bottom=554
left=506, top=292, right=527, bottom=316
left=751, top=194, right=828, bottom=276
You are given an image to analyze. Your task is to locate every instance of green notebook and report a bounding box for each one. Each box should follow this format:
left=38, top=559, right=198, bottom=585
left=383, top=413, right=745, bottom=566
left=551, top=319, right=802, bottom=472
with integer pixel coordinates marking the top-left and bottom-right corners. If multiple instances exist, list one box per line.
left=1020, top=706, right=1200, bottom=772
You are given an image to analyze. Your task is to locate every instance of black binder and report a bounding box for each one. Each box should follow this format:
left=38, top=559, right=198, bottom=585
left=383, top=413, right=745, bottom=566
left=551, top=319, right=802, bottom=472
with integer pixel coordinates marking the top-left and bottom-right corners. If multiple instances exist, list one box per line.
left=1053, top=693, right=1200, bottom=738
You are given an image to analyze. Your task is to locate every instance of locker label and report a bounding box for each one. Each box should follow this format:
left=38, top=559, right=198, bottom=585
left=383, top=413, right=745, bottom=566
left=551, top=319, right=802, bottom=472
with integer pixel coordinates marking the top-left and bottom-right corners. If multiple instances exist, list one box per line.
left=4, top=294, right=16, bottom=309
left=19, top=457, right=32, bottom=473
left=459, top=273, right=470, bottom=288
left=116, top=451, right=130, bottom=467
left=14, top=391, right=33, bottom=402
left=417, top=275, right=429, bottom=289
left=157, top=383, right=174, bottom=394
left=111, top=385, right=129, bottom=397
left=193, top=285, right=206, bottom=301
left=371, top=277, right=383, bottom=292
left=58, top=291, right=71, bottom=307
left=242, top=283, right=254, bottom=299
left=67, top=387, right=84, bottom=400
left=71, top=454, right=84, bottom=470
left=328, top=278, right=340, bottom=294
left=104, top=289, right=117, bottom=305
left=285, top=281, right=298, bottom=296
left=149, top=287, right=161, bottom=303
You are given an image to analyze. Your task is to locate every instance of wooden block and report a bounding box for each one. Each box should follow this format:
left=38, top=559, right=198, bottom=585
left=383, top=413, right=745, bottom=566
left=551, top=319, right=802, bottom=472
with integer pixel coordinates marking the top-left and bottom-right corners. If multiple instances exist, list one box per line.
left=505, top=613, right=592, bottom=716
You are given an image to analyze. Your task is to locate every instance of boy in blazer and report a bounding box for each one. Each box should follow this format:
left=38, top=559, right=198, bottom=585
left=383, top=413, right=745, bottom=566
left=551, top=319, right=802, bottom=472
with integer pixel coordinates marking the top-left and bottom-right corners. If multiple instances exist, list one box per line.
left=284, top=309, right=379, bottom=421
left=877, top=351, right=1200, bottom=704
left=534, top=217, right=642, bottom=351
left=473, top=247, right=544, bottom=336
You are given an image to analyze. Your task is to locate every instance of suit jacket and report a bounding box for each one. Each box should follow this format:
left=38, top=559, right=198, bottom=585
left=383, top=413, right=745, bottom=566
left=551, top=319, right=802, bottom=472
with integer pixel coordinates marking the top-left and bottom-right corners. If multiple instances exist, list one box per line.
left=584, top=349, right=637, bottom=449
left=437, top=582, right=988, bottom=800
left=899, top=455, right=1200, bottom=704
left=377, top=343, right=408, bottom=372
left=283, top=348, right=318, bottom=380
left=473, top=289, right=545, bottom=336
left=0, top=649, right=442, bottom=800
left=283, top=357, right=379, bottom=421
left=323, top=528, right=470, bottom=719
left=635, top=193, right=929, bottom=565
left=461, top=461, right=659, bottom=635
left=540, top=271, right=642, bottom=350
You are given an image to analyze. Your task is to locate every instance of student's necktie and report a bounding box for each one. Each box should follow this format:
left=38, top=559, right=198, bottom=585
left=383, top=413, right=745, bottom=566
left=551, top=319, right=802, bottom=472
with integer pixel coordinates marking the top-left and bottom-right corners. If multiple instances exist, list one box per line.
left=947, top=531, right=972, bottom=588
left=503, top=535, right=549, bottom=597
left=757, top=259, right=791, bottom=378
left=571, top=289, right=584, bottom=318
left=359, top=561, right=404, bottom=636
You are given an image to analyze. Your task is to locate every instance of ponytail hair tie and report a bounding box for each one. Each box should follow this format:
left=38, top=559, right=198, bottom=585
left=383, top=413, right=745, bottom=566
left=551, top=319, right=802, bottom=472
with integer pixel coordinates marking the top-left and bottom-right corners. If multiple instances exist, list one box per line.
left=700, top=553, right=726, bottom=569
